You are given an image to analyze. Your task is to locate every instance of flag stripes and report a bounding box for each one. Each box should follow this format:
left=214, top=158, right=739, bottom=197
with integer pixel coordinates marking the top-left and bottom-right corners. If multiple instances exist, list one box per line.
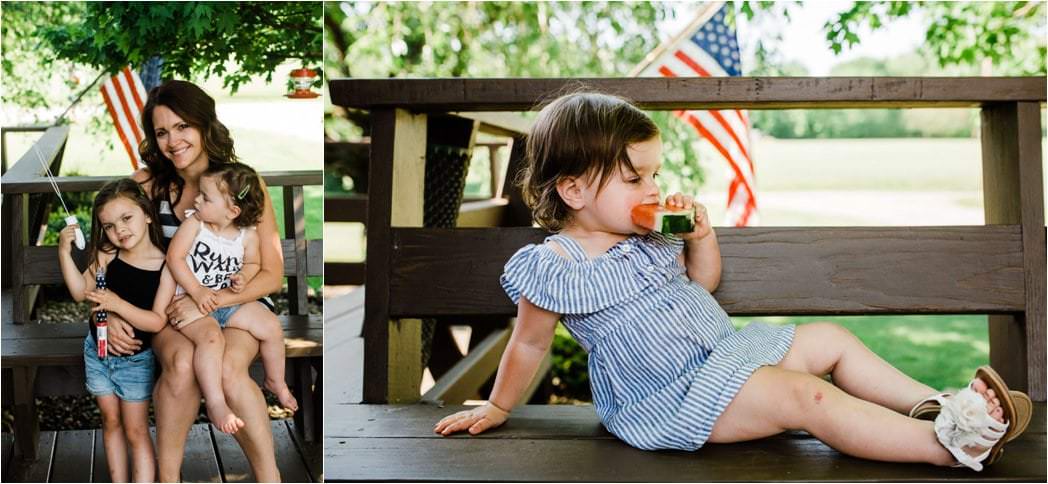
left=100, top=66, right=148, bottom=170
left=640, top=4, right=758, bottom=226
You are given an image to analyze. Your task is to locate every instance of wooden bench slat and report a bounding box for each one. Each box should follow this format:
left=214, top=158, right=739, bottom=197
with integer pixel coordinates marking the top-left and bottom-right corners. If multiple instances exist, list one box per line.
left=22, top=242, right=322, bottom=285
left=0, top=170, right=322, bottom=194
left=2, top=315, right=323, bottom=367
left=330, top=77, right=1048, bottom=111
left=92, top=429, right=110, bottom=483
left=389, top=226, right=1026, bottom=317
left=325, top=404, right=1046, bottom=482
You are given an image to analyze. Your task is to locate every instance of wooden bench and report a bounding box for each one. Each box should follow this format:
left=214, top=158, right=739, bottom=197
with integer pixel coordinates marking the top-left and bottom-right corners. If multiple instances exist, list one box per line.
left=0, top=126, right=324, bottom=467
left=325, top=77, right=1046, bottom=481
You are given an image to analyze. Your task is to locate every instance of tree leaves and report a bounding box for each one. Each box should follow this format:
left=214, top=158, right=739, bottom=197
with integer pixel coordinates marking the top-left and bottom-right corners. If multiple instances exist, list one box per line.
left=34, top=2, right=322, bottom=93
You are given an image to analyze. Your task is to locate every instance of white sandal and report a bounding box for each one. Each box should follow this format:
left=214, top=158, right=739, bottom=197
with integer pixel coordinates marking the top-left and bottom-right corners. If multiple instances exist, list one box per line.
left=932, top=380, right=1009, bottom=471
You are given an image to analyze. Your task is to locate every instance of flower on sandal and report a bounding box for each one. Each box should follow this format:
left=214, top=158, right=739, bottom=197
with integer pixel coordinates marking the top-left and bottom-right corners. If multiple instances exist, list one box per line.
left=934, top=389, right=999, bottom=449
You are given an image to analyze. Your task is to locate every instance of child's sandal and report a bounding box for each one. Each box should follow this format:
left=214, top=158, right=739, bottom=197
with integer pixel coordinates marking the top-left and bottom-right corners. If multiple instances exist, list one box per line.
left=932, top=366, right=1033, bottom=471
left=933, top=383, right=1007, bottom=471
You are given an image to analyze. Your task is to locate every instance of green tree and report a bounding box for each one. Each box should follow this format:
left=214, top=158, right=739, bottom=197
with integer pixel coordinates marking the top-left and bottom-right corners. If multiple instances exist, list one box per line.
left=744, top=0, right=1046, bottom=76
left=326, top=1, right=711, bottom=192
left=40, top=2, right=323, bottom=93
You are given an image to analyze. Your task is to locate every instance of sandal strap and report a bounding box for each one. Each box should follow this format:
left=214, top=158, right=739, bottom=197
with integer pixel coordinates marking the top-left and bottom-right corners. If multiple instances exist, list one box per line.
left=909, top=392, right=952, bottom=417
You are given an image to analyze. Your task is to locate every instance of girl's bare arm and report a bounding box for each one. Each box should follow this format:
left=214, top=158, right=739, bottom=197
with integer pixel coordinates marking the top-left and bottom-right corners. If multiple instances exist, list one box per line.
left=487, top=296, right=560, bottom=411
left=434, top=296, right=559, bottom=436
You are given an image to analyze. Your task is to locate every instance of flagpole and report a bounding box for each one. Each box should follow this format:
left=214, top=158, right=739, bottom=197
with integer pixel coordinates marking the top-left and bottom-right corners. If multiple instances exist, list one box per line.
left=54, top=71, right=107, bottom=125
left=628, top=1, right=725, bottom=77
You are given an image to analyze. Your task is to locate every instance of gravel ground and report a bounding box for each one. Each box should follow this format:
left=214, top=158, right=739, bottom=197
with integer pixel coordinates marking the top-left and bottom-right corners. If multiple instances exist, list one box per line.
left=3, top=292, right=320, bottom=433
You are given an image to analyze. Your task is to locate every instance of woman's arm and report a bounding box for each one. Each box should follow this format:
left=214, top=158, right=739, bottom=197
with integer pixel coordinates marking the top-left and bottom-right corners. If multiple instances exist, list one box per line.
left=216, top=180, right=283, bottom=306
left=434, top=296, right=560, bottom=435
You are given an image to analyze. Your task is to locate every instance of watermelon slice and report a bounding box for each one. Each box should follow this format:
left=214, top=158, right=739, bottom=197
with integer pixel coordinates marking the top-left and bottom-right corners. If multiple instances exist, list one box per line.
left=631, top=203, right=695, bottom=233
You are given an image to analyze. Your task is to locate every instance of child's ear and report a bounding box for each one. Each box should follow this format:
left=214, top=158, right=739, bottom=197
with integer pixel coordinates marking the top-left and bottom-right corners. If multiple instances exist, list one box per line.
left=229, top=204, right=242, bottom=220
left=556, top=177, right=586, bottom=210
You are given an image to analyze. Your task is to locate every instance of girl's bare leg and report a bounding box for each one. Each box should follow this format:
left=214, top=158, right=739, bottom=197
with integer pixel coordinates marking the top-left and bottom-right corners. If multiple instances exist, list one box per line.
left=225, top=302, right=298, bottom=410
left=709, top=366, right=1003, bottom=465
left=222, top=324, right=281, bottom=482
left=153, top=326, right=200, bottom=482
left=120, top=400, right=156, bottom=483
left=778, top=322, right=937, bottom=413
left=97, top=395, right=129, bottom=483
left=180, top=316, right=244, bottom=434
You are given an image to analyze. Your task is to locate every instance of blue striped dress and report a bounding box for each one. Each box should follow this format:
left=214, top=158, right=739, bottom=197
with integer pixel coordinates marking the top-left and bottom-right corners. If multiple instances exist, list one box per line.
left=500, top=232, right=795, bottom=451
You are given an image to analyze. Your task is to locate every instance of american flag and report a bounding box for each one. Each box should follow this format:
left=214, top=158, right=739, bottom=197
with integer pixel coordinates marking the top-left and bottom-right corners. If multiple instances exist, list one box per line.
left=639, top=3, right=757, bottom=227
left=100, top=65, right=148, bottom=170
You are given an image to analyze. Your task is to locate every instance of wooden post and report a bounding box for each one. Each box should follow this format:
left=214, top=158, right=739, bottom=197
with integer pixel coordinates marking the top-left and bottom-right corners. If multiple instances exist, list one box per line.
left=500, top=136, right=534, bottom=226
left=12, top=366, right=39, bottom=461
left=364, top=109, right=427, bottom=403
left=980, top=102, right=1046, bottom=401
left=10, top=194, right=29, bottom=323
left=283, top=185, right=308, bottom=315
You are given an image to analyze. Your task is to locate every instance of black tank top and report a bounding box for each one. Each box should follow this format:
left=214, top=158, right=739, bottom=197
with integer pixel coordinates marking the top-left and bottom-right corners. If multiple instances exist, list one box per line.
left=89, top=253, right=163, bottom=354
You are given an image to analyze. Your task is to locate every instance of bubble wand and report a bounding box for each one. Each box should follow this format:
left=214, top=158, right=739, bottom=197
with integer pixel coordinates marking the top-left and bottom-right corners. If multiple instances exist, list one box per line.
left=95, top=269, right=108, bottom=359
left=30, top=141, right=85, bottom=249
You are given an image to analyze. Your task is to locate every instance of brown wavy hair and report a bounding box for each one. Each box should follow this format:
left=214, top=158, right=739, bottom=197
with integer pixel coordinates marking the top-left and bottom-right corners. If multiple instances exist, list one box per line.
left=203, top=162, right=265, bottom=228
left=89, top=178, right=164, bottom=270
left=138, top=80, right=238, bottom=207
left=519, top=90, right=660, bottom=231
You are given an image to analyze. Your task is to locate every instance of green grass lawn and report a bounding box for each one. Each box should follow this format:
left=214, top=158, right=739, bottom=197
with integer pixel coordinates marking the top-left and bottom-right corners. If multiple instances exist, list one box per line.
left=732, top=315, right=988, bottom=390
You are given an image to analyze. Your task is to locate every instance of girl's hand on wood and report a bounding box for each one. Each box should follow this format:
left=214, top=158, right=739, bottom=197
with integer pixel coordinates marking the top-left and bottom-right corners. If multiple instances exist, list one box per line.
left=433, top=401, right=509, bottom=436
left=58, top=224, right=79, bottom=253
left=105, top=314, right=141, bottom=355
left=666, top=192, right=712, bottom=241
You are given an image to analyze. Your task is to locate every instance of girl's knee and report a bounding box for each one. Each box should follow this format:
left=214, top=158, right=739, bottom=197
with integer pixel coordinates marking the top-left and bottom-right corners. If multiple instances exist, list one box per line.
left=805, top=322, right=856, bottom=344
left=101, top=410, right=124, bottom=433
left=782, top=373, right=836, bottom=425
left=123, top=420, right=152, bottom=445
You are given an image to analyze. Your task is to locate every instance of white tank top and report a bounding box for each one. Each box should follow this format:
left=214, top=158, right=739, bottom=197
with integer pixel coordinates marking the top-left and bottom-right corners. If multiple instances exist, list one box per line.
left=178, top=212, right=246, bottom=292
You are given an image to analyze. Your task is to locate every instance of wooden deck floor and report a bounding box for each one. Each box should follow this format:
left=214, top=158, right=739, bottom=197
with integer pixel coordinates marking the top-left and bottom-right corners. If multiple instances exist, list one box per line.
left=325, top=403, right=1046, bottom=482
left=2, top=419, right=322, bottom=483
left=324, top=287, right=364, bottom=407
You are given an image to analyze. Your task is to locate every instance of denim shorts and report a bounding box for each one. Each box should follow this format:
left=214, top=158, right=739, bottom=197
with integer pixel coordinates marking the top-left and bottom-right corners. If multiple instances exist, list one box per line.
left=211, top=304, right=241, bottom=328
left=83, top=336, right=156, bottom=402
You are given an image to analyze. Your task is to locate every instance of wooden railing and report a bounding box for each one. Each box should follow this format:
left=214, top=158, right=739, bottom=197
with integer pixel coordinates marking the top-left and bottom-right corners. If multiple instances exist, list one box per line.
left=330, top=76, right=1046, bottom=404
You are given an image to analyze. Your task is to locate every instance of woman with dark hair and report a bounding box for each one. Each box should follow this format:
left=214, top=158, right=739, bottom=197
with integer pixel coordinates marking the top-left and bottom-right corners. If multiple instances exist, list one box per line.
left=100, top=79, right=284, bottom=481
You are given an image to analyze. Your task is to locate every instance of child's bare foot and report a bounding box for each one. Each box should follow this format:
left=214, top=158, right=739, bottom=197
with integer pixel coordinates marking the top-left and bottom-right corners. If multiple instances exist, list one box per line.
left=207, top=403, right=246, bottom=434
left=266, top=378, right=299, bottom=412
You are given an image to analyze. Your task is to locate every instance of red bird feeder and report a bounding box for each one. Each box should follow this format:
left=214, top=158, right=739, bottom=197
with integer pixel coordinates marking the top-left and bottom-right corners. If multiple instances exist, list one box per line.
left=287, top=68, right=320, bottom=99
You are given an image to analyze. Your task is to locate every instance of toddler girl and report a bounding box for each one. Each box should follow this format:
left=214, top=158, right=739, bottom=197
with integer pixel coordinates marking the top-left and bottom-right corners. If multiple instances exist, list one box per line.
left=167, top=162, right=298, bottom=434
left=59, top=178, right=175, bottom=482
left=435, top=92, right=1031, bottom=471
